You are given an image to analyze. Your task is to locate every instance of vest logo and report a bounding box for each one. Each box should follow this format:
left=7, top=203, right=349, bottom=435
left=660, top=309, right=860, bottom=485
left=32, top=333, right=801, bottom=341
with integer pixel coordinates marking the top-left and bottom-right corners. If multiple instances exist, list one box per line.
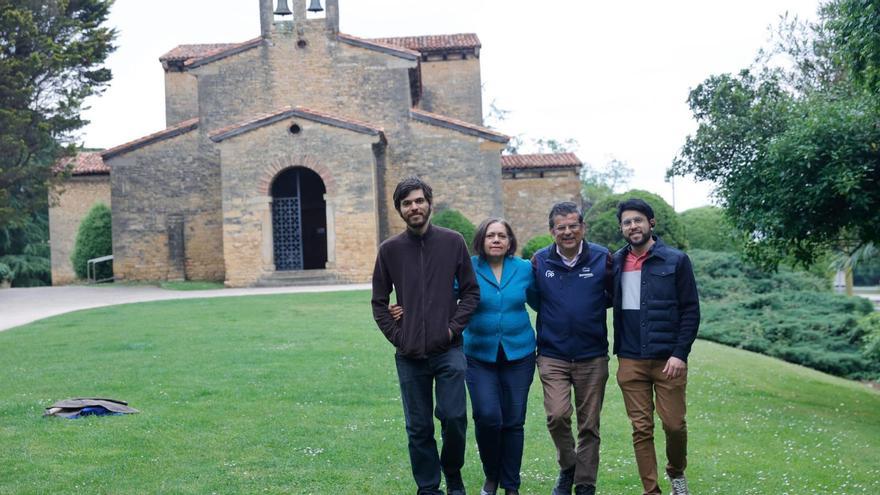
left=579, top=273, right=594, bottom=278
left=582, top=267, right=591, bottom=273
left=545, top=270, right=555, bottom=278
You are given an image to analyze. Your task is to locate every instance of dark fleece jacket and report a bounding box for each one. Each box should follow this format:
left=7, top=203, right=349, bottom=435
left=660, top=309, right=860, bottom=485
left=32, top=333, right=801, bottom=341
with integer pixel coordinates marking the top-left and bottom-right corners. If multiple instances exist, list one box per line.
left=372, top=224, right=480, bottom=359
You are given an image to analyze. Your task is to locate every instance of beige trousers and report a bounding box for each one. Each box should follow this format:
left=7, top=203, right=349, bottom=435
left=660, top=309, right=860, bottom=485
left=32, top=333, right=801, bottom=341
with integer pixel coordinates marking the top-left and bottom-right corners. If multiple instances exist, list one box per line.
left=537, top=355, right=609, bottom=487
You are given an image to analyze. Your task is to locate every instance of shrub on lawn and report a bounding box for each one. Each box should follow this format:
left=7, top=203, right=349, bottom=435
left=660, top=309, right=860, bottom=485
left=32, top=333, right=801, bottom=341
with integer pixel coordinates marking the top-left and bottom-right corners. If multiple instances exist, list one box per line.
left=0, top=262, right=11, bottom=285
left=521, top=234, right=553, bottom=260
left=71, top=203, right=113, bottom=280
left=432, top=209, right=476, bottom=253
left=691, top=249, right=880, bottom=380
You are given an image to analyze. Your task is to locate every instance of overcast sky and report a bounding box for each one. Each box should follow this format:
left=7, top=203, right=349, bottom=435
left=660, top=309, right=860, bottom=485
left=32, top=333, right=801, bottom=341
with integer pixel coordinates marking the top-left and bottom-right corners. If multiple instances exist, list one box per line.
left=79, top=0, right=823, bottom=211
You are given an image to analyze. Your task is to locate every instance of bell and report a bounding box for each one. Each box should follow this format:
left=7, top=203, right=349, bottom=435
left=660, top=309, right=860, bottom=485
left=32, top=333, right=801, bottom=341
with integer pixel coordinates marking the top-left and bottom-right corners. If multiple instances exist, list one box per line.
left=274, top=0, right=292, bottom=16
left=307, top=0, right=324, bottom=13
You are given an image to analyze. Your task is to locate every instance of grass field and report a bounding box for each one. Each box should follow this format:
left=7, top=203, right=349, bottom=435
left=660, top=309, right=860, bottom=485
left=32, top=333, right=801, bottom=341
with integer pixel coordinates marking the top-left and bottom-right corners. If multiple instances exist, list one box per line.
left=1, top=290, right=878, bottom=494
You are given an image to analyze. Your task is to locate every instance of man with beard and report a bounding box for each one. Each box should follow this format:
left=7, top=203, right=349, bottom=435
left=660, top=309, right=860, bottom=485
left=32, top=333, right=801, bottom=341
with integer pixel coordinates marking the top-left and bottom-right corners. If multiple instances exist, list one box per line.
left=372, top=176, right=480, bottom=495
left=611, top=198, right=700, bottom=495
left=530, top=202, right=612, bottom=495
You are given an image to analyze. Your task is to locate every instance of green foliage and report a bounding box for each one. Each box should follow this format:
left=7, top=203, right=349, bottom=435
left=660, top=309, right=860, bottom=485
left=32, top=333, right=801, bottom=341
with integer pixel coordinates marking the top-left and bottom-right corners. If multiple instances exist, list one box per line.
left=0, top=211, right=51, bottom=286
left=431, top=209, right=476, bottom=253
left=822, top=0, right=880, bottom=93
left=521, top=234, right=553, bottom=260
left=0, top=262, right=11, bottom=282
left=691, top=249, right=879, bottom=380
left=71, top=203, right=112, bottom=280
left=585, top=189, right=687, bottom=252
left=0, top=0, right=116, bottom=229
left=679, top=206, right=742, bottom=252
left=670, top=0, right=880, bottom=268
left=858, top=312, right=880, bottom=362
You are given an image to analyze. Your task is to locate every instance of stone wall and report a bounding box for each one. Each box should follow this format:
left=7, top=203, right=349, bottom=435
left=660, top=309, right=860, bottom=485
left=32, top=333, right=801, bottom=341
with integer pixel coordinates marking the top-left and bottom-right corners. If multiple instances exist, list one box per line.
left=191, top=20, right=416, bottom=135
left=107, top=131, right=225, bottom=282
left=503, top=169, right=583, bottom=251
left=389, top=122, right=505, bottom=237
left=164, top=72, right=199, bottom=126
left=214, top=117, right=383, bottom=286
left=419, top=57, right=483, bottom=125
left=48, top=176, right=112, bottom=285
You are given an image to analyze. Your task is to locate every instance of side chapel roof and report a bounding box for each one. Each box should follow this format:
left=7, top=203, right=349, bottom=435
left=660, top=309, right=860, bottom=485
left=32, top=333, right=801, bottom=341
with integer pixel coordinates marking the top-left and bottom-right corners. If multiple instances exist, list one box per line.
left=501, top=153, right=583, bottom=172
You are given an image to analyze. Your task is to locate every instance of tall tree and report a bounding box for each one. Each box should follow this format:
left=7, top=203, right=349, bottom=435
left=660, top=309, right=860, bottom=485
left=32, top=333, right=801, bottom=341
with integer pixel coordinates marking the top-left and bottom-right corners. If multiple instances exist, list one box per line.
left=669, top=0, right=880, bottom=268
left=0, top=0, right=116, bottom=229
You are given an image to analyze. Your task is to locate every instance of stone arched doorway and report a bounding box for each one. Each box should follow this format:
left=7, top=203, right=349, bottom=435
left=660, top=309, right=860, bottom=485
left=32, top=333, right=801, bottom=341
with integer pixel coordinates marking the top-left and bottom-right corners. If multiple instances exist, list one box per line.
left=270, top=167, right=327, bottom=270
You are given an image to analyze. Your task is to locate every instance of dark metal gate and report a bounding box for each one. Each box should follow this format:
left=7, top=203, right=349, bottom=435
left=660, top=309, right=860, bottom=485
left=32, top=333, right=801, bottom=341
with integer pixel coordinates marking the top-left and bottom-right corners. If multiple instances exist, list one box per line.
left=272, top=197, right=303, bottom=270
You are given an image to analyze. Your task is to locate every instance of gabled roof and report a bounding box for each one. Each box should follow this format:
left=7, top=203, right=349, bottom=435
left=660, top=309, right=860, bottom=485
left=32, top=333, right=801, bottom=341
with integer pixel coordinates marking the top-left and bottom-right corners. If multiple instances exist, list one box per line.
left=369, top=33, right=481, bottom=54
left=57, top=152, right=110, bottom=176
left=101, top=118, right=200, bottom=161
left=501, top=153, right=583, bottom=171
left=210, top=106, right=386, bottom=143
left=410, top=108, right=509, bottom=143
left=160, top=37, right=263, bottom=71
left=336, top=33, right=421, bottom=60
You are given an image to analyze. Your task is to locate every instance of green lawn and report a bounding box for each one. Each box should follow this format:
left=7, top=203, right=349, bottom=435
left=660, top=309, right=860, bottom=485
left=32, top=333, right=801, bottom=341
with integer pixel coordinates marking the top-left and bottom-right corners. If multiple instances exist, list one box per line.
left=1, top=291, right=878, bottom=494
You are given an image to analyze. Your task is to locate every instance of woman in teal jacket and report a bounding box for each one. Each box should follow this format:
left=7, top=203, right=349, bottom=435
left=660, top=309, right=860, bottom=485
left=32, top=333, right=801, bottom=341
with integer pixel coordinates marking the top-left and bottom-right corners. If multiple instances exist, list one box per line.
left=465, top=218, right=538, bottom=495
left=390, top=218, right=537, bottom=494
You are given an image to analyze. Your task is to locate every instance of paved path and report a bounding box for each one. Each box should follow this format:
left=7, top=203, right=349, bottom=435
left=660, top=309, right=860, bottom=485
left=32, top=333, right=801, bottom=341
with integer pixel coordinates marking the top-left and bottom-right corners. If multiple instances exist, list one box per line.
left=0, top=284, right=371, bottom=333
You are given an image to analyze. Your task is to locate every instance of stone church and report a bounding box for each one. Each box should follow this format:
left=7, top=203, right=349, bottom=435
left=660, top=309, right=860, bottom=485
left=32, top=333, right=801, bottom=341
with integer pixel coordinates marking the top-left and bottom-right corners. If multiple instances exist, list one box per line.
left=49, top=0, right=583, bottom=287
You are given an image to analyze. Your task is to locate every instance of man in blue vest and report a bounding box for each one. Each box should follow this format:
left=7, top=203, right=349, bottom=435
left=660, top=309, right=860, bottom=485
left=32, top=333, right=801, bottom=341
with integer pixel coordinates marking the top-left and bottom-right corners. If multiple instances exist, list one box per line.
left=612, top=198, right=699, bottom=495
left=531, top=202, right=612, bottom=495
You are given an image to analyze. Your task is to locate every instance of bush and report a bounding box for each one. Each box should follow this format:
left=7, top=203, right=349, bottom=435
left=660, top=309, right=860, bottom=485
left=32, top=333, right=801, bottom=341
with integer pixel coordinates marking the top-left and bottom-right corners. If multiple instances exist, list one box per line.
left=584, top=189, right=687, bottom=252
left=690, top=249, right=880, bottom=380
left=432, top=209, right=476, bottom=253
left=71, top=203, right=113, bottom=280
left=0, top=262, right=11, bottom=283
left=0, top=255, right=51, bottom=287
left=521, top=234, right=553, bottom=260
left=858, top=313, right=880, bottom=367
left=0, top=211, right=51, bottom=286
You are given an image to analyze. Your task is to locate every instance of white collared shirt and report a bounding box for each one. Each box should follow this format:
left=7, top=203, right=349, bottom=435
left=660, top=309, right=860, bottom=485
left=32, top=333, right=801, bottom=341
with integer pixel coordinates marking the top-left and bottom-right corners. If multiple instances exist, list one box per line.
left=556, top=242, right=583, bottom=268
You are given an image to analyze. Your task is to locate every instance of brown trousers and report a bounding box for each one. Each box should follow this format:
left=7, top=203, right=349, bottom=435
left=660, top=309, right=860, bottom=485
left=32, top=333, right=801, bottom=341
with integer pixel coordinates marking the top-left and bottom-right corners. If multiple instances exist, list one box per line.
left=616, top=358, right=688, bottom=495
left=537, top=355, right=609, bottom=487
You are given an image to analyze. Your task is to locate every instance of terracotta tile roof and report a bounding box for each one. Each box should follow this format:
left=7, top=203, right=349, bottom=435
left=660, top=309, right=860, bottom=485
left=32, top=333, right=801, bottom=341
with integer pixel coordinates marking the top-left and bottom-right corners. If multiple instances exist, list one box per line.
left=159, top=43, right=238, bottom=62
left=370, top=33, right=481, bottom=53
left=159, top=37, right=263, bottom=70
left=410, top=108, right=509, bottom=143
left=56, top=152, right=110, bottom=176
left=101, top=118, right=200, bottom=160
left=210, top=105, right=386, bottom=143
left=501, top=153, right=583, bottom=170
left=336, top=33, right=421, bottom=60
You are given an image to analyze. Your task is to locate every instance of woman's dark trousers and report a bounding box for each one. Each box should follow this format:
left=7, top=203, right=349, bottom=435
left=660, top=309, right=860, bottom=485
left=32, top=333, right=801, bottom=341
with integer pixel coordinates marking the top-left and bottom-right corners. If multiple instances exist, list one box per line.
left=465, top=352, right=536, bottom=491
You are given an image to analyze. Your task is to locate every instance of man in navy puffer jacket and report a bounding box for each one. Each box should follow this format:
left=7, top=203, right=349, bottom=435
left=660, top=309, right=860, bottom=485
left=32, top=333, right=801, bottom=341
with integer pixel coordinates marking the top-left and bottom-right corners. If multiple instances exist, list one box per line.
left=612, top=198, right=699, bottom=495
left=531, top=202, right=612, bottom=495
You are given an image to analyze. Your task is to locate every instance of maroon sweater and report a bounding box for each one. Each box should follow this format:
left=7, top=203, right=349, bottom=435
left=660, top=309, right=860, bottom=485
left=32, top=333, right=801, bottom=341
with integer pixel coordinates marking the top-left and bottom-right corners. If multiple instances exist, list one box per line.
left=371, top=224, right=480, bottom=359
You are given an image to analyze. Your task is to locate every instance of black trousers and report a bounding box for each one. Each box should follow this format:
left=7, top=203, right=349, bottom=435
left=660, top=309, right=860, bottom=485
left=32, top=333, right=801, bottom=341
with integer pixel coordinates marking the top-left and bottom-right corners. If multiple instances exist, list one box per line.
left=465, top=352, right=535, bottom=491
left=395, top=346, right=468, bottom=495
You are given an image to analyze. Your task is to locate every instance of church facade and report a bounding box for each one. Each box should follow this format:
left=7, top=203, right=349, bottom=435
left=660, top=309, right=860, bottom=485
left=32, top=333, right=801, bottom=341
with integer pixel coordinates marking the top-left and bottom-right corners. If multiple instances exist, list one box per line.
left=49, top=0, right=582, bottom=287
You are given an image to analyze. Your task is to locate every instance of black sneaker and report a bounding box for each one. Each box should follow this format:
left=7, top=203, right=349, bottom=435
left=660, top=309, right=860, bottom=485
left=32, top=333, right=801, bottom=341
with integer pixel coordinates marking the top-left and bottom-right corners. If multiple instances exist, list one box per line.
left=551, top=466, right=575, bottom=495
left=446, top=471, right=466, bottom=495
left=574, top=484, right=596, bottom=495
